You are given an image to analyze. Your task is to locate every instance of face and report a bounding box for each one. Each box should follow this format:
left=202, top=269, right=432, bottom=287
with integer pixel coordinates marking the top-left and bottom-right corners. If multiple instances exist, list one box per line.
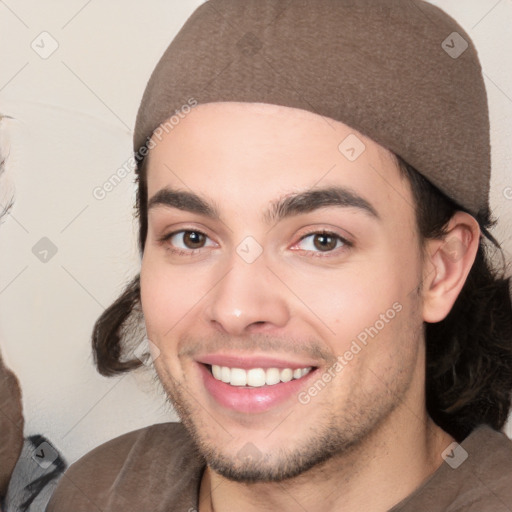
left=140, top=102, right=427, bottom=482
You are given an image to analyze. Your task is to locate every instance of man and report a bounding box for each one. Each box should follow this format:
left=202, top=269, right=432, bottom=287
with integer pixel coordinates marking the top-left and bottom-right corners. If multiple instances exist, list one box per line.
left=0, top=113, right=24, bottom=510
left=47, top=1, right=512, bottom=511
left=0, top=115, right=67, bottom=512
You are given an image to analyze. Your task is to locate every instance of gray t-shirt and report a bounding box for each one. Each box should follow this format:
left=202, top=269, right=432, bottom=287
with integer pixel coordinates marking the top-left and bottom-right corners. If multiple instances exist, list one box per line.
left=46, top=423, right=512, bottom=512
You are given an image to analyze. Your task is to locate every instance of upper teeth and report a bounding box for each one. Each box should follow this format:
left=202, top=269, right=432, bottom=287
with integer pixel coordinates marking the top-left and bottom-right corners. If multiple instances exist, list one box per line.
left=211, top=365, right=312, bottom=387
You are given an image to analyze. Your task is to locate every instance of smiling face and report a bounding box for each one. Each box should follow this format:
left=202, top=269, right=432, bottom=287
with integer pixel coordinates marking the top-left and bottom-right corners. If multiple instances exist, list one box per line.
left=140, top=102, right=429, bottom=482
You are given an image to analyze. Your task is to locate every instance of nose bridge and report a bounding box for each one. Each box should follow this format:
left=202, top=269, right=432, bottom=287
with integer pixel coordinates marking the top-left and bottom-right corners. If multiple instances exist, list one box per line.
left=204, top=248, right=290, bottom=334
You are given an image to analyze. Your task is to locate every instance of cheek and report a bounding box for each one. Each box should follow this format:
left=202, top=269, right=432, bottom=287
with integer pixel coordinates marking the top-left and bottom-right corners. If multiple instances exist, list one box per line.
left=283, top=258, right=412, bottom=343
left=277, top=248, right=422, bottom=373
left=140, top=253, right=182, bottom=338
left=139, top=251, right=213, bottom=339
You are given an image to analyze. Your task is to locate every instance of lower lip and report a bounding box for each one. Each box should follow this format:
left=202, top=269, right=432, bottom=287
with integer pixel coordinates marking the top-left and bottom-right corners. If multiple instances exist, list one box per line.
left=199, top=363, right=317, bottom=414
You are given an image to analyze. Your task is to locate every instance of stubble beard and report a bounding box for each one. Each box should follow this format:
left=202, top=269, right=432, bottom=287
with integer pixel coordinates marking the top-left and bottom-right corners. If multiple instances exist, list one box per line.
left=156, top=356, right=418, bottom=484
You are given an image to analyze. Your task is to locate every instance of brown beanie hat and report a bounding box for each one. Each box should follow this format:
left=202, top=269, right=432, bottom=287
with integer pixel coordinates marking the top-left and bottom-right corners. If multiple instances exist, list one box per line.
left=134, top=0, right=490, bottom=217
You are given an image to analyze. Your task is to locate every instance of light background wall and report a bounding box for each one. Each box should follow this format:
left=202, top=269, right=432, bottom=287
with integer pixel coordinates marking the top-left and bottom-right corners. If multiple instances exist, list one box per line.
left=0, top=0, right=511, bottom=465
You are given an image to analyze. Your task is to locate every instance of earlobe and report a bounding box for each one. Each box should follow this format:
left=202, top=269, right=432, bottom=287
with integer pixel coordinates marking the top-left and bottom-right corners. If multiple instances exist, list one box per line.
left=422, top=212, right=480, bottom=323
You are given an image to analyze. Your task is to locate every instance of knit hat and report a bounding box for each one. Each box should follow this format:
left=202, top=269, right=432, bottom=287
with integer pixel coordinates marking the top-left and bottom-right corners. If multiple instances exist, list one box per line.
left=134, top=0, right=490, bottom=217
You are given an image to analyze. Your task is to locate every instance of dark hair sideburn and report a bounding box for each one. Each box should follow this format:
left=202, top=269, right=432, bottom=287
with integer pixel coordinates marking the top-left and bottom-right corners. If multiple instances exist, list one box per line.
left=92, top=155, right=512, bottom=441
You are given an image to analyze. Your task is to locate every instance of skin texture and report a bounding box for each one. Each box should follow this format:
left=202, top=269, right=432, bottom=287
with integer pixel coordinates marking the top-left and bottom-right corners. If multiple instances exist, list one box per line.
left=140, top=102, right=480, bottom=512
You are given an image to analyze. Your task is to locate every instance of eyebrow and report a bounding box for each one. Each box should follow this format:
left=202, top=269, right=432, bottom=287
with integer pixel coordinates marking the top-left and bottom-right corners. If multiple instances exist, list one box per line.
left=265, top=186, right=379, bottom=223
left=147, top=186, right=379, bottom=223
left=148, top=188, right=219, bottom=218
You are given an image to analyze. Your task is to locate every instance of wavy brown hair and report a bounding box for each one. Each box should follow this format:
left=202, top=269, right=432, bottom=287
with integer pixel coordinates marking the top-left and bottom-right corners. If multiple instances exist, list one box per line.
left=92, top=154, right=512, bottom=441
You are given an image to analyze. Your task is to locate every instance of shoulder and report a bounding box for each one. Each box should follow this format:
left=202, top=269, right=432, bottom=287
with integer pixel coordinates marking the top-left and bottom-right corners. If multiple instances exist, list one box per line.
left=458, top=425, right=512, bottom=506
left=464, top=425, right=512, bottom=476
left=394, top=425, right=512, bottom=512
left=445, top=425, right=512, bottom=511
left=46, top=422, right=204, bottom=512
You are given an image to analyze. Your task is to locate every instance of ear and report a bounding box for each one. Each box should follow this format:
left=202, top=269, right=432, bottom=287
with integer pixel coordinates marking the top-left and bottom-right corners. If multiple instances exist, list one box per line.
left=421, top=211, right=480, bottom=323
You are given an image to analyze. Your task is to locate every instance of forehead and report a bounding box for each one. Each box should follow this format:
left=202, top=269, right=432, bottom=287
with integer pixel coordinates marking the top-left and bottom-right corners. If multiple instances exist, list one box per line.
left=145, top=102, right=412, bottom=221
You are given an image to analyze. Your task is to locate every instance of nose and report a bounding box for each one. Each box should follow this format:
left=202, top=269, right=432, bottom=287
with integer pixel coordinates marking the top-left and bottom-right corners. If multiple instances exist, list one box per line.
left=203, top=253, right=291, bottom=336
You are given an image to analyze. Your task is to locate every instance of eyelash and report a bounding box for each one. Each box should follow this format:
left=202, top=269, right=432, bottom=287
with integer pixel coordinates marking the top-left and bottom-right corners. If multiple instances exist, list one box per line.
left=158, top=229, right=213, bottom=257
left=293, top=230, right=352, bottom=257
left=158, top=229, right=352, bottom=258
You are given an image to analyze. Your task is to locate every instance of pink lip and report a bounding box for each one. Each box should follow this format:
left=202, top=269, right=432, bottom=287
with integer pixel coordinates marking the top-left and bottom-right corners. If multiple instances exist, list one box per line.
left=198, top=362, right=318, bottom=414
left=197, top=353, right=317, bottom=370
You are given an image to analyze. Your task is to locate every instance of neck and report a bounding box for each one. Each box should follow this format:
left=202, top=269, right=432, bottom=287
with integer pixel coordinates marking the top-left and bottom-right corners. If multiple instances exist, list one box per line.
left=199, top=411, right=453, bottom=512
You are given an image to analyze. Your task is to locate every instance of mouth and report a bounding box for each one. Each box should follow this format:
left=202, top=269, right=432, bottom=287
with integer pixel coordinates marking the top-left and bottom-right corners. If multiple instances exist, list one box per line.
left=208, top=364, right=314, bottom=387
left=196, top=355, right=319, bottom=414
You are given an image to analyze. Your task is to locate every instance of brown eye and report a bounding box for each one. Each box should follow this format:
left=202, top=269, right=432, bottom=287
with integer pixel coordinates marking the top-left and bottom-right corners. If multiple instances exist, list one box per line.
left=183, top=231, right=206, bottom=249
left=294, top=231, right=349, bottom=254
left=313, top=233, right=338, bottom=251
left=165, top=230, right=214, bottom=252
